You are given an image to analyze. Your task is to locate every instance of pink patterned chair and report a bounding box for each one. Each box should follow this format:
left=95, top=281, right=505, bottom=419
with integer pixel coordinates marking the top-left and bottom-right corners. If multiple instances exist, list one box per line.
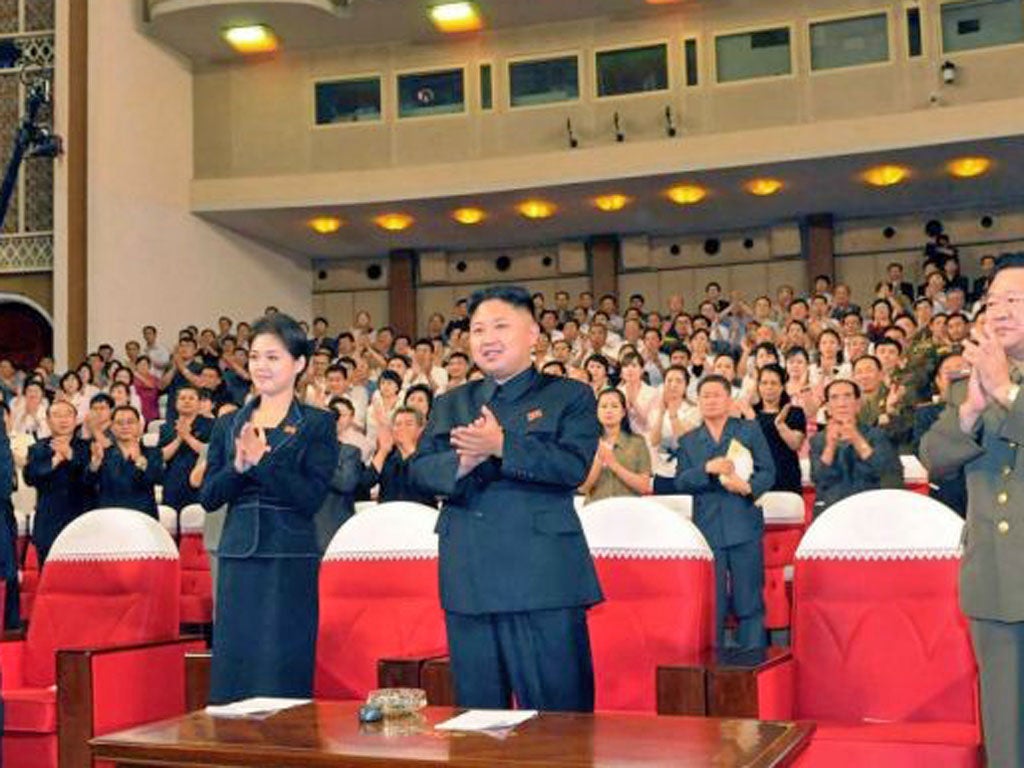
left=1, top=507, right=203, bottom=768
left=579, top=497, right=716, bottom=712
left=314, top=501, right=447, bottom=700
left=752, top=490, right=981, bottom=767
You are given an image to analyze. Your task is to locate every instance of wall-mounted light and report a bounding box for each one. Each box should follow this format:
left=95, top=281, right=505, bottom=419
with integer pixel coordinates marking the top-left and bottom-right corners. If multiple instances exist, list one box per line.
left=452, top=207, right=486, bottom=225
left=308, top=216, right=343, bottom=234
left=428, top=2, right=483, bottom=33
left=941, top=60, right=957, bottom=85
left=593, top=194, right=631, bottom=212
left=374, top=213, right=414, bottom=231
left=666, top=184, right=707, bottom=205
left=947, top=156, right=991, bottom=178
left=862, top=164, right=910, bottom=187
left=222, top=25, right=279, bottom=54
left=516, top=199, right=556, bottom=219
left=744, top=178, right=783, bottom=197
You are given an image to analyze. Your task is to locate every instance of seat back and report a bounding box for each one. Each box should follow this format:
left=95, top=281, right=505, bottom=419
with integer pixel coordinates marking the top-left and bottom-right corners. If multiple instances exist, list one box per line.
left=24, top=508, right=180, bottom=688
left=580, top=497, right=715, bottom=712
left=791, top=490, right=977, bottom=724
left=315, top=502, right=446, bottom=700
left=759, top=491, right=805, bottom=525
left=177, top=505, right=212, bottom=624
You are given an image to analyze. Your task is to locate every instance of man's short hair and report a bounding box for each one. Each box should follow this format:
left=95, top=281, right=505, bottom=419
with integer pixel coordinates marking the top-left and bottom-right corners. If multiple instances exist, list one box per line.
left=852, top=354, right=882, bottom=371
left=468, top=285, right=534, bottom=318
left=697, top=374, right=731, bottom=394
left=326, top=363, right=348, bottom=378
left=992, top=252, right=1024, bottom=278
left=541, top=361, right=566, bottom=376
left=90, top=393, right=115, bottom=409
left=825, top=378, right=861, bottom=400
left=875, top=338, right=903, bottom=355
left=392, top=405, right=425, bottom=427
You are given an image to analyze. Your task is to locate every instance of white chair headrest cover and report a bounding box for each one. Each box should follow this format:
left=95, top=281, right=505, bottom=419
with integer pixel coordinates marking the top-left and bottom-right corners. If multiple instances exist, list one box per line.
left=580, top=497, right=712, bottom=560
left=797, top=489, right=963, bottom=561
left=900, top=454, right=929, bottom=482
left=179, top=504, right=206, bottom=533
left=48, top=508, right=178, bottom=562
left=652, top=494, right=693, bottom=519
left=324, top=501, right=439, bottom=561
left=757, top=491, right=805, bottom=524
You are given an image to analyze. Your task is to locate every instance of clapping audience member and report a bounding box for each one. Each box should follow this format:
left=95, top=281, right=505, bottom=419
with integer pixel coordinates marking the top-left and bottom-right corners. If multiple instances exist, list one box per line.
left=752, top=365, right=806, bottom=493
left=579, top=389, right=651, bottom=502
left=87, top=405, right=163, bottom=518
left=363, top=407, right=435, bottom=505
left=159, top=386, right=214, bottom=510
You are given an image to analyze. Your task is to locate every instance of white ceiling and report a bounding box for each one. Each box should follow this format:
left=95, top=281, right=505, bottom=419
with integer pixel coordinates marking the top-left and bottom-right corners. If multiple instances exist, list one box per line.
left=196, top=134, right=1024, bottom=260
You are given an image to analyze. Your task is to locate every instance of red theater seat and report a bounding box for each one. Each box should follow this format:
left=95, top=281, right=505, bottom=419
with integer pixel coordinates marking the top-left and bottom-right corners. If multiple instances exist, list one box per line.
left=177, top=504, right=212, bottom=626
left=753, top=490, right=981, bottom=767
left=759, top=492, right=806, bottom=630
left=579, top=497, right=715, bottom=712
left=315, top=502, right=447, bottom=700
left=1, top=507, right=204, bottom=768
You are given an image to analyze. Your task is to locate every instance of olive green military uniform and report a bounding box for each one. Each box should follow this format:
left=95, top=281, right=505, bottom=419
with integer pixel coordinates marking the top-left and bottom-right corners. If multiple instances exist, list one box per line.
left=920, top=378, right=1024, bottom=767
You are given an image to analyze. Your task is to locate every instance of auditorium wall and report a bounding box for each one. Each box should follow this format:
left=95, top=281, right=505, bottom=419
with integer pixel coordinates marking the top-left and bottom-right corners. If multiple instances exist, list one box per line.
left=80, top=1, right=312, bottom=353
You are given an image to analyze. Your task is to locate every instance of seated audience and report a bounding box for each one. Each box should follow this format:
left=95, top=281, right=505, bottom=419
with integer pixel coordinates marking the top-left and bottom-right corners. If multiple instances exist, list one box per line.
left=362, top=406, right=435, bottom=506
left=87, top=405, right=163, bottom=518
left=579, top=388, right=652, bottom=503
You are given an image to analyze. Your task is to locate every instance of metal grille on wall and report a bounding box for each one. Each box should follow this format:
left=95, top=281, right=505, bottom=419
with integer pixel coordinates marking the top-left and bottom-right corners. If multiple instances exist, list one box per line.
left=0, top=0, right=54, bottom=271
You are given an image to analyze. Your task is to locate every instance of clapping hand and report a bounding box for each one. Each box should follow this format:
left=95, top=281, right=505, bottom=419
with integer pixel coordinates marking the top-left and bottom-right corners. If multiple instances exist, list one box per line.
left=234, top=422, right=269, bottom=472
left=597, top=440, right=616, bottom=467
left=451, top=406, right=504, bottom=460
left=774, top=403, right=792, bottom=429
left=964, top=324, right=1012, bottom=402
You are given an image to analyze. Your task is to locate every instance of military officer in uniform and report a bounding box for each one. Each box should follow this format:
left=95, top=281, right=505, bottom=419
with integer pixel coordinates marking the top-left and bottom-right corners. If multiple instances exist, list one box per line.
left=409, top=285, right=602, bottom=712
left=653, top=374, right=775, bottom=649
left=921, top=252, right=1024, bottom=766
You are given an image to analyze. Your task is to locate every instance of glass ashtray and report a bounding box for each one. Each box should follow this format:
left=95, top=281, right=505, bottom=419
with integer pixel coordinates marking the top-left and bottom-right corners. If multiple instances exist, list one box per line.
left=366, top=688, right=427, bottom=717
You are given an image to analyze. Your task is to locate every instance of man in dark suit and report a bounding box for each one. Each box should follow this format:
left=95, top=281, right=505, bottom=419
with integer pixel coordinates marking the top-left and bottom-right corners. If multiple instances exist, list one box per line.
left=886, top=262, right=916, bottom=303
left=653, top=374, right=775, bottom=649
left=410, top=285, right=602, bottom=712
left=87, top=405, right=163, bottom=518
left=810, top=379, right=899, bottom=515
left=972, top=254, right=997, bottom=303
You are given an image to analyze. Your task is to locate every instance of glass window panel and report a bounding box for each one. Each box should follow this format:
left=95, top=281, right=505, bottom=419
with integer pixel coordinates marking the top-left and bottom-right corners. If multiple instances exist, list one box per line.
left=907, top=7, right=923, bottom=56
left=509, top=55, right=579, bottom=107
left=941, top=0, right=1024, bottom=52
left=715, top=27, right=791, bottom=83
left=810, top=13, right=889, bottom=71
left=595, top=44, right=668, bottom=97
left=480, top=63, right=492, bottom=109
left=397, top=68, right=465, bottom=118
left=314, top=77, right=382, bottom=125
left=684, top=38, right=699, bottom=86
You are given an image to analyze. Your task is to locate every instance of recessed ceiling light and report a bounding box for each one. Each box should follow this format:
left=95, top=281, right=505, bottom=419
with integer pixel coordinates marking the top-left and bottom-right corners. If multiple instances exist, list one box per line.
left=516, top=199, right=556, bottom=219
left=308, top=216, right=342, bottom=235
left=429, top=2, right=483, bottom=33
left=593, top=194, right=631, bottom=212
left=452, top=207, right=486, bottom=225
left=862, top=164, right=910, bottom=187
left=744, top=178, right=783, bottom=196
left=666, top=184, right=707, bottom=205
left=947, top=156, right=991, bottom=179
left=222, top=25, right=279, bottom=54
left=374, top=213, right=414, bottom=231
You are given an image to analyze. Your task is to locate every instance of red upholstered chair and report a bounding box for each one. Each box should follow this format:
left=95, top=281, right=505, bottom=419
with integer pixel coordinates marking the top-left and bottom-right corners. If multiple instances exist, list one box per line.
left=315, top=501, right=447, bottom=700
left=753, top=490, right=981, bottom=767
left=579, top=497, right=716, bottom=712
left=758, top=491, right=806, bottom=630
left=19, top=541, right=39, bottom=623
left=177, top=504, right=212, bottom=627
left=1, top=507, right=204, bottom=768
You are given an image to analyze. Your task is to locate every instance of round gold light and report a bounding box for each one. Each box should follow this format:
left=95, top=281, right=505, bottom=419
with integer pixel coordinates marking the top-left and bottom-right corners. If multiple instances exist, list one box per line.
left=947, top=156, right=991, bottom=179
left=593, top=194, right=631, bottom=212
left=452, top=207, right=486, bottom=225
left=516, top=199, right=556, bottom=219
left=744, top=178, right=783, bottom=196
left=862, top=164, right=910, bottom=187
left=666, top=184, right=707, bottom=205
left=308, top=216, right=343, bottom=235
left=373, top=213, right=414, bottom=231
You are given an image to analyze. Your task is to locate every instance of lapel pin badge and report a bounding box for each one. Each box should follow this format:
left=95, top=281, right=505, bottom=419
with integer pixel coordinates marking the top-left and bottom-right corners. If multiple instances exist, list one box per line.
left=527, top=409, right=543, bottom=422
left=283, top=425, right=298, bottom=435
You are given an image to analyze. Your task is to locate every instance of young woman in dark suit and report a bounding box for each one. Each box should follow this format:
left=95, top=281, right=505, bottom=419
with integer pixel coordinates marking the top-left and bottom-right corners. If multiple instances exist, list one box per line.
left=201, top=314, right=339, bottom=703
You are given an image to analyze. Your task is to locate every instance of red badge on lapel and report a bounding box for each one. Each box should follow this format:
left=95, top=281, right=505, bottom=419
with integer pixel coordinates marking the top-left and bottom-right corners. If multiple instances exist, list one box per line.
left=284, top=425, right=298, bottom=435
left=527, top=409, right=543, bottom=422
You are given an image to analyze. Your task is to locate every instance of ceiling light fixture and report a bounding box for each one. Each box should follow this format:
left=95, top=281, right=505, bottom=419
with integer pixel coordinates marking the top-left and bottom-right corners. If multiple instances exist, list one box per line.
left=452, top=207, right=486, bottom=225
left=666, top=184, right=707, bottom=205
left=744, top=178, right=783, bottom=196
left=429, top=2, right=483, bottom=33
left=593, top=194, right=631, bottom=212
left=516, top=199, right=556, bottom=219
left=862, top=164, right=910, bottom=187
left=374, top=213, right=414, bottom=231
left=222, top=25, right=279, bottom=54
left=308, top=216, right=342, bottom=235
left=947, top=156, right=991, bottom=179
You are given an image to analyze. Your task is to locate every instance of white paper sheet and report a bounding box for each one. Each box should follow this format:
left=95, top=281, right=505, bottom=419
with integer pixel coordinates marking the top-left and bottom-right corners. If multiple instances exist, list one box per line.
left=435, top=709, right=538, bottom=732
left=205, top=697, right=311, bottom=718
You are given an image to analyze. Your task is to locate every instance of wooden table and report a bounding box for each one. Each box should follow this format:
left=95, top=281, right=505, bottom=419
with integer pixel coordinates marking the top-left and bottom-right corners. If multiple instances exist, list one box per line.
left=91, top=700, right=814, bottom=767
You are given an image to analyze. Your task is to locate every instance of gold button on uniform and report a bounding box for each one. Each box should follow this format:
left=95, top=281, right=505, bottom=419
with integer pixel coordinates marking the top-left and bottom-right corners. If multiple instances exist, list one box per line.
left=998, top=520, right=1011, bottom=534
left=998, top=492, right=1009, bottom=505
